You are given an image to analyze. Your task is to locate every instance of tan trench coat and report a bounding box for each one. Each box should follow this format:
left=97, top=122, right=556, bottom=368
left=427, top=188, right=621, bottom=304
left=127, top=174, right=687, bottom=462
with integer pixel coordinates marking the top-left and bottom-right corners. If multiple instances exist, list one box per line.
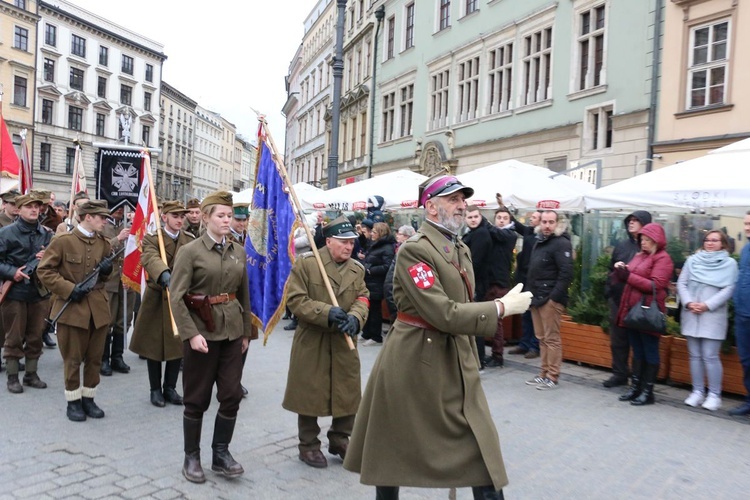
left=282, top=248, right=369, bottom=418
left=343, top=221, right=508, bottom=490
left=169, top=233, right=253, bottom=342
left=129, top=229, right=194, bottom=360
left=37, top=229, right=112, bottom=330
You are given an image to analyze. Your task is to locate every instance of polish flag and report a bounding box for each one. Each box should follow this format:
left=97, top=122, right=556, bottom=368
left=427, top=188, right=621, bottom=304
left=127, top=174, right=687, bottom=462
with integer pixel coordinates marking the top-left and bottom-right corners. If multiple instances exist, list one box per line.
left=121, top=153, right=155, bottom=294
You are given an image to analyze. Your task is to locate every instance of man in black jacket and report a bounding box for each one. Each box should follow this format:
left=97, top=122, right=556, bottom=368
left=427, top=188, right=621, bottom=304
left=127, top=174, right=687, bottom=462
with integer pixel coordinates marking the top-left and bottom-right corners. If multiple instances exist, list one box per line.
left=526, top=211, right=574, bottom=390
left=509, top=211, right=541, bottom=358
left=0, top=193, right=53, bottom=393
left=602, top=210, right=652, bottom=388
left=463, top=206, right=494, bottom=369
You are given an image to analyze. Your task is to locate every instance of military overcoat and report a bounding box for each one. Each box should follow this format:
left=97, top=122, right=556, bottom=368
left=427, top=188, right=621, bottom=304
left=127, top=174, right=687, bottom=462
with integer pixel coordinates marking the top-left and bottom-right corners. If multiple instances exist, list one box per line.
left=344, top=221, right=509, bottom=490
left=169, top=233, right=253, bottom=342
left=282, top=247, right=369, bottom=418
left=129, top=229, right=194, bottom=360
left=37, top=228, right=112, bottom=330
left=100, top=219, right=127, bottom=293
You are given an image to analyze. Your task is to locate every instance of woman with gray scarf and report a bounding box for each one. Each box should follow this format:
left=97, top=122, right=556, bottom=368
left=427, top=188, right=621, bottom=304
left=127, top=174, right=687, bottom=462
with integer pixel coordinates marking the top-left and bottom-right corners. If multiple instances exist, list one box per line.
left=677, top=230, right=738, bottom=411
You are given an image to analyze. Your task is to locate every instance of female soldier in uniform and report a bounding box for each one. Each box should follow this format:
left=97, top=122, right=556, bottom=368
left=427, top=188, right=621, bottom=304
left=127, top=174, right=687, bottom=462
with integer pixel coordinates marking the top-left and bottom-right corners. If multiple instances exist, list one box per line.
left=129, top=201, right=193, bottom=407
left=169, top=191, right=255, bottom=484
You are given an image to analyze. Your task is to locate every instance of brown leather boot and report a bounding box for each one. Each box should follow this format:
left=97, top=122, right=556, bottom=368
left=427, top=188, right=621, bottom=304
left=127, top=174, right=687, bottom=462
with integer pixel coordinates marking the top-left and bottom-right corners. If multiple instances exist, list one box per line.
left=182, top=416, right=206, bottom=483
left=7, top=374, right=23, bottom=394
left=211, top=414, right=244, bottom=477
left=23, top=372, right=47, bottom=389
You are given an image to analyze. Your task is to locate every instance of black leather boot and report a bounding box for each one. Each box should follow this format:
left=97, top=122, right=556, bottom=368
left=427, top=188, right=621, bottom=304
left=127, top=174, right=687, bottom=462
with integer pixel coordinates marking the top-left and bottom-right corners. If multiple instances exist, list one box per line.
left=375, top=486, right=400, bottom=500
left=163, top=359, right=183, bottom=405
left=183, top=416, right=206, bottom=483
left=211, top=414, right=244, bottom=477
left=42, top=327, right=57, bottom=348
left=67, top=400, right=86, bottom=422
left=100, top=335, right=113, bottom=376
left=110, top=335, right=130, bottom=373
left=82, top=397, right=105, bottom=418
left=618, top=359, right=643, bottom=402
left=472, top=486, right=505, bottom=500
left=631, top=363, right=659, bottom=406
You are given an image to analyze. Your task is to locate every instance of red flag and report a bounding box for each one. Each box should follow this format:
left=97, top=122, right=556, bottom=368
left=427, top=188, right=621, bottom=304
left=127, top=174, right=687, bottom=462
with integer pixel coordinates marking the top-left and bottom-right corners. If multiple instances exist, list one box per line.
left=19, top=131, right=32, bottom=194
left=0, top=114, right=21, bottom=189
left=121, top=154, right=155, bottom=293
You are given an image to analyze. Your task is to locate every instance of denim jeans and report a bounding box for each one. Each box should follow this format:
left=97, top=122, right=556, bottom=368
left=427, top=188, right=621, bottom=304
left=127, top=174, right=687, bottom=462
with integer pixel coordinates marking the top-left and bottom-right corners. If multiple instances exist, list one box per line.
left=627, top=329, right=660, bottom=365
left=517, top=310, right=539, bottom=352
left=734, top=314, right=750, bottom=402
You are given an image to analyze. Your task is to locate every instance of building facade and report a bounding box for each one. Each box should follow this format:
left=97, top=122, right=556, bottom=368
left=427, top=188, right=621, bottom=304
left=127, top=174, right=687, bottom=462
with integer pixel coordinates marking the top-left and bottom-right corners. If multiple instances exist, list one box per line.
left=653, top=0, right=749, bottom=165
left=237, top=135, right=257, bottom=191
left=283, top=0, right=335, bottom=186
left=0, top=0, right=39, bottom=181
left=217, top=115, right=236, bottom=192
left=368, top=0, right=659, bottom=187
left=34, top=0, right=166, bottom=199
left=193, top=105, right=222, bottom=200
left=157, top=81, right=196, bottom=202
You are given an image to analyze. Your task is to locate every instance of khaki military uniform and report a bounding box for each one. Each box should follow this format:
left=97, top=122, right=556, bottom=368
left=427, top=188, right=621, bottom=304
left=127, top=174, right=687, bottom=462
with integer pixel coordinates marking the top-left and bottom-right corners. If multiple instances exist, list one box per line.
left=0, top=212, right=14, bottom=228
left=282, top=247, right=369, bottom=452
left=129, top=229, right=194, bottom=361
left=344, top=221, right=508, bottom=490
left=185, top=222, right=201, bottom=239
left=37, top=229, right=112, bottom=398
left=100, top=218, right=135, bottom=336
left=169, top=233, right=254, bottom=419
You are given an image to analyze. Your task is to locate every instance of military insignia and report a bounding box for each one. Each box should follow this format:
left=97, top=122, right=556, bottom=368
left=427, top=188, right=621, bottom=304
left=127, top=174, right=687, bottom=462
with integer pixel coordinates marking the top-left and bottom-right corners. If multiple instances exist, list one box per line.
left=409, top=262, right=435, bottom=289
left=443, top=245, right=450, bottom=253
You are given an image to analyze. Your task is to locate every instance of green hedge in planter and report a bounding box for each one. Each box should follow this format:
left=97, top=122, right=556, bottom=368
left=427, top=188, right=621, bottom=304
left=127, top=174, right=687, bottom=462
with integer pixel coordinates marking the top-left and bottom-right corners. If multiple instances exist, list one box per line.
left=568, top=253, right=611, bottom=331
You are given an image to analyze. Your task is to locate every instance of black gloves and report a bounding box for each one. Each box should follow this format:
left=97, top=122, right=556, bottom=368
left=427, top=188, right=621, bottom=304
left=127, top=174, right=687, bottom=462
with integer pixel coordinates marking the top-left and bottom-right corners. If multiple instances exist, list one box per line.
left=158, top=270, right=171, bottom=289
left=69, top=283, right=88, bottom=302
left=98, top=258, right=113, bottom=276
left=338, top=315, right=360, bottom=338
left=328, top=306, right=348, bottom=327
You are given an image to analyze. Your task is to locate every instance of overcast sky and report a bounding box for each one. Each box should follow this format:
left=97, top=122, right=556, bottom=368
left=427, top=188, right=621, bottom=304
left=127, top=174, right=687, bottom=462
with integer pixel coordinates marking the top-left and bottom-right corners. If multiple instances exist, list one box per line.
left=71, top=0, right=314, bottom=148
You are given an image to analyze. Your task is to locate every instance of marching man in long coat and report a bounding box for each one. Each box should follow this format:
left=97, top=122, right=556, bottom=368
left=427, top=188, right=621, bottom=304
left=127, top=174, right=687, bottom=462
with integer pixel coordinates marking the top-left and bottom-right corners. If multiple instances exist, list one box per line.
left=283, top=216, right=369, bottom=469
left=129, top=201, right=194, bottom=407
left=343, top=174, right=532, bottom=499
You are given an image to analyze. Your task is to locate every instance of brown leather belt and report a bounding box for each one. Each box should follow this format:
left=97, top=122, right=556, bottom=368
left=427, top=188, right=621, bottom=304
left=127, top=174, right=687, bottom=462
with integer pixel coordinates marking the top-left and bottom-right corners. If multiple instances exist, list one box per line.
left=207, top=293, right=236, bottom=305
left=396, top=312, right=437, bottom=331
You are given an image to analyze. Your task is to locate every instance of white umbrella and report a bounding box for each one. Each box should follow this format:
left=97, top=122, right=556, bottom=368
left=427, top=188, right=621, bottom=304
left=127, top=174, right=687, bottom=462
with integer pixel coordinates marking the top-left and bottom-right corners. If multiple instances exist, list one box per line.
left=585, top=138, right=750, bottom=216
left=458, top=160, right=593, bottom=211
left=323, top=170, right=427, bottom=211
left=234, top=181, right=330, bottom=211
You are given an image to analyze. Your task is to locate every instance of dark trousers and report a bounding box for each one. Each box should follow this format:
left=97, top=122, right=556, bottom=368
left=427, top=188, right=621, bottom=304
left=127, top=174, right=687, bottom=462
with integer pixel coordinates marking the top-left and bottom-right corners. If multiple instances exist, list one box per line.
left=147, top=358, right=181, bottom=391
left=103, top=287, right=136, bottom=361
left=609, top=299, right=630, bottom=379
left=1, top=299, right=50, bottom=361
left=735, top=314, right=750, bottom=402
left=58, top=320, right=109, bottom=391
left=518, top=310, right=539, bottom=352
left=182, top=338, right=243, bottom=419
left=297, top=414, right=355, bottom=452
left=362, top=299, right=383, bottom=342
left=484, top=285, right=509, bottom=360
left=628, top=329, right=660, bottom=365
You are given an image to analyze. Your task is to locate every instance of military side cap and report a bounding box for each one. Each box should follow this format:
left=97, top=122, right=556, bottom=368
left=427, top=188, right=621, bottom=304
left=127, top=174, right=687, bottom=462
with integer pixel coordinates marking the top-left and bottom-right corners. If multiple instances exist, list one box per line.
left=233, top=203, right=250, bottom=220
left=162, top=200, right=188, bottom=214
left=1, top=189, right=21, bottom=203
left=77, top=200, right=110, bottom=216
left=29, top=189, right=52, bottom=204
left=418, top=174, right=474, bottom=207
left=324, top=216, right=358, bottom=239
left=73, top=191, right=90, bottom=203
left=15, top=193, right=47, bottom=208
left=200, top=191, right=233, bottom=210
left=186, top=198, right=201, bottom=209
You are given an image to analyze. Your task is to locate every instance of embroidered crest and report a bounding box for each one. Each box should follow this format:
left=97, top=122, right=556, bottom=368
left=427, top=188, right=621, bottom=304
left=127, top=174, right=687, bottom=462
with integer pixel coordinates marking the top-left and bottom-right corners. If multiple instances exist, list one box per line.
left=409, top=262, right=435, bottom=289
left=443, top=245, right=451, bottom=253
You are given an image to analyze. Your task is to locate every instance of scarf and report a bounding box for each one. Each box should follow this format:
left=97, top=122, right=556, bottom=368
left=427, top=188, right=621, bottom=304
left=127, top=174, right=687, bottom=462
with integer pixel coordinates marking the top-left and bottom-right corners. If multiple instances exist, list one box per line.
left=685, top=250, right=738, bottom=288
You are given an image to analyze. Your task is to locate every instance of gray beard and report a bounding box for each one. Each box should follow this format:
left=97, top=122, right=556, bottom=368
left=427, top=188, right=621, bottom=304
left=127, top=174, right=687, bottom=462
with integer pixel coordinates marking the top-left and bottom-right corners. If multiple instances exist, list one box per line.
left=437, top=205, right=464, bottom=234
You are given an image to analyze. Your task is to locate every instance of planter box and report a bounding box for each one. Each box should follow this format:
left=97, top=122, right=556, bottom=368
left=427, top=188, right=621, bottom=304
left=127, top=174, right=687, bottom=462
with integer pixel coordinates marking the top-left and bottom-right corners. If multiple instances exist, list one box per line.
left=667, top=337, right=746, bottom=396
left=559, top=319, right=671, bottom=380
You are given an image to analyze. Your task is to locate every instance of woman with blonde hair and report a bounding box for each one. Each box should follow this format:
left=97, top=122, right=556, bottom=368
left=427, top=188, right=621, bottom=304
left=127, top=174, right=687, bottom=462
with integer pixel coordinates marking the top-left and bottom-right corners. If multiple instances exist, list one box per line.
left=677, top=230, right=738, bottom=410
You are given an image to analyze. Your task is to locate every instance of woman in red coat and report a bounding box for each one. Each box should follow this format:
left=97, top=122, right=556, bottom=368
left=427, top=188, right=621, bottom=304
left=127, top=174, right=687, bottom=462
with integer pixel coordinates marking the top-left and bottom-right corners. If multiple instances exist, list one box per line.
left=613, top=223, right=674, bottom=406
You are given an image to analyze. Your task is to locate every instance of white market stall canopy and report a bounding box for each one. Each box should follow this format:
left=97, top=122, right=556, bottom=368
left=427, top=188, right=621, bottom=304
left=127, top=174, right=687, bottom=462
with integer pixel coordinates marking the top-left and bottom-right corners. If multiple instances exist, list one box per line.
left=322, top=170, right=427, bottom=211
left=458, top=159, right=595, bottom=211
left=234, top=181, right=329, bottom=211
left=584, top=138, right=750, bottom=216
left=1, top=178, right=19, bottom=194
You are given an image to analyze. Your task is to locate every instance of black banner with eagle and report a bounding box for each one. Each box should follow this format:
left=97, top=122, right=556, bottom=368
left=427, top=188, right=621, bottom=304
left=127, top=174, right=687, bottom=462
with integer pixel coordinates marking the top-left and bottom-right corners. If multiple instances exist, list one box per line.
left=96, top=149, right=146, bottom=210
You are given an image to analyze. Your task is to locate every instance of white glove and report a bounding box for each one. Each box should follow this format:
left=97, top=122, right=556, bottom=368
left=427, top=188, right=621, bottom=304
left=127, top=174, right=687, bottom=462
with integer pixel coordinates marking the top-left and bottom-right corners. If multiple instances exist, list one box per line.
left=497, top=283, right=533, bottom=317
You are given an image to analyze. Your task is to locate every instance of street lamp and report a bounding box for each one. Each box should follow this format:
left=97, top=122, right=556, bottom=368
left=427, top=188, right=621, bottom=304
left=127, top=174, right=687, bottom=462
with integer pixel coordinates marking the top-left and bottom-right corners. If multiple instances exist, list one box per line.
left=172, top=178, right=180, bottom=200
left=327, top=0, right=348, bottom=189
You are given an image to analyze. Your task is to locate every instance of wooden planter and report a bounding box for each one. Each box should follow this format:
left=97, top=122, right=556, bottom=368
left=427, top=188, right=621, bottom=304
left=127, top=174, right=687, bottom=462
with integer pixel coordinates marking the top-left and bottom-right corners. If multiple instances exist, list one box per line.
left=667, top=336, right=746, bottom=396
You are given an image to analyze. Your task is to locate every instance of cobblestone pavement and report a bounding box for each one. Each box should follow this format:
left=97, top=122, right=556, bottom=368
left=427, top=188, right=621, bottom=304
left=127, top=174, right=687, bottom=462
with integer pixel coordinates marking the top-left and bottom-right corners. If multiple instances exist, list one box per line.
left=1, top=322, right=749, bottom=499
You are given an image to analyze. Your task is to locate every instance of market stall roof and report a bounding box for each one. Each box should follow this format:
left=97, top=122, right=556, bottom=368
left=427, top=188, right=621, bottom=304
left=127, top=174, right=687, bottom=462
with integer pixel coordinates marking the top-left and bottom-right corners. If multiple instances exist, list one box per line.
left=0, top=178, right=19, bottom=194
left=584, top=138, right=750, bottom=216
left=234, top=181, right=329, bottom=211
left=458, top=159, right=594, bottom=211
left=323, top=170, right=427, bottom=211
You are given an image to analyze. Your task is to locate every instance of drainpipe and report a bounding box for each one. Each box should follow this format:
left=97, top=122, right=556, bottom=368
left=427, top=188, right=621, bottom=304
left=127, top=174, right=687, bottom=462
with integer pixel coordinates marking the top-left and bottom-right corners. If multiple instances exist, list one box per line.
left=646, top=0, right=663, bottom=171
left=367, top=6, right=386, bottom=179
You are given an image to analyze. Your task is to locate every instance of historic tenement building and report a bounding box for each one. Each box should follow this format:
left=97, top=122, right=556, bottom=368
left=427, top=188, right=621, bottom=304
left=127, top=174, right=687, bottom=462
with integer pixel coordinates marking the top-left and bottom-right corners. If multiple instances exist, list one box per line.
left=157, top=81, right=196, bottom=201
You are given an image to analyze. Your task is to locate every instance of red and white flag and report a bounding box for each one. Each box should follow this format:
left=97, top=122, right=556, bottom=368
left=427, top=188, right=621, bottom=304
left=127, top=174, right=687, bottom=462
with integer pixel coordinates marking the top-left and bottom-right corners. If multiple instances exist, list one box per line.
left=72, top=143, right=87, bottom=194
left=0, top=110, right=21, bottom=193
left=121, top=154, right=155, bottom=294
left=19, top=130, right=32, bottom=194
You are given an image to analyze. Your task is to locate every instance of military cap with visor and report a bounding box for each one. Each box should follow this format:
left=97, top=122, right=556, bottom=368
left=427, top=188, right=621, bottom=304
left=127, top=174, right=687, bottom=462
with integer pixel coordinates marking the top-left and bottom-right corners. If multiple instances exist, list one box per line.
left=233, top=203, right=250, bottom=220
left=418, top=173, right=474, bottom=207
left=14, top=192, right=47, bottom=208
left=161, top=200, right=189, bottom=215
left=1, top=189, right=21, bottom=203
left=324, top=216, right=358, bottom=239
left=77, top=200, right=110, bottom=217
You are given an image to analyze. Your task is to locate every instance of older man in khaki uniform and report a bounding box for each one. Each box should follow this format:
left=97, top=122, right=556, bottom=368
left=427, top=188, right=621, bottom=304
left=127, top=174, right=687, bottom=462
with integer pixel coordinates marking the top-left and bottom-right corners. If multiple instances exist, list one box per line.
left=283, top=216, right=370, bottom=469
left=129, top=201, right=193, bottom=407
left=38, top=200, right=113, bottom=422
left=343, top=174, right=532, bottom=500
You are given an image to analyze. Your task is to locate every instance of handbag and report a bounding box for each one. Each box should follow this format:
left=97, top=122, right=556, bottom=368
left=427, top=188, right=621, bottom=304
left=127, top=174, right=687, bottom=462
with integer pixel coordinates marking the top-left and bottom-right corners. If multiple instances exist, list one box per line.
left=623, top=281, right=667, bottom=334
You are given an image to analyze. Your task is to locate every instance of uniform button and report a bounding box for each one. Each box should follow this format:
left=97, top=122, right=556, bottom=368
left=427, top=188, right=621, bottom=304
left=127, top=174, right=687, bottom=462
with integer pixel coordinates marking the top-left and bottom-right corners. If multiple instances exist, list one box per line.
left=480, top=314, right=487, bottom=321
left=427, top=338, right=432, bottom=343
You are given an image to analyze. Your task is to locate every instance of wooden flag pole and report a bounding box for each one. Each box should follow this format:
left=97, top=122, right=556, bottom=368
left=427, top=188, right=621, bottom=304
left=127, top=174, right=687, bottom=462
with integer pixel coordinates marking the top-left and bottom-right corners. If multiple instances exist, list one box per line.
left=142, top=151, right=180, bottom=338
left=258, top=117, right=355, bottom=351
left=68, top=140, right=81, bottom=223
